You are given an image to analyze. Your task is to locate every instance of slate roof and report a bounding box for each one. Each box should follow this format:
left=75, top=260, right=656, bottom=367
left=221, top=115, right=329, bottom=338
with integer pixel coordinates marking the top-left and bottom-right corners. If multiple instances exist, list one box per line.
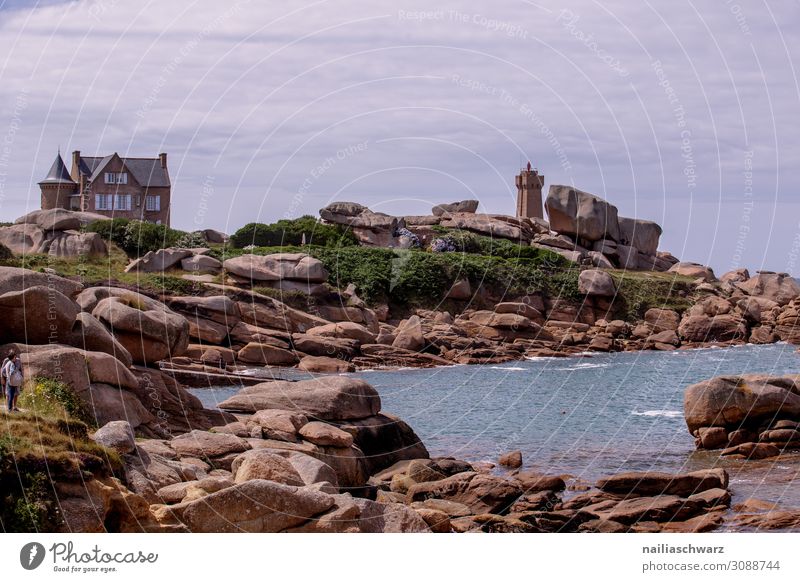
left=39, top=153, right=76, bottom=185
left=78, top=153, right=170, bottom=188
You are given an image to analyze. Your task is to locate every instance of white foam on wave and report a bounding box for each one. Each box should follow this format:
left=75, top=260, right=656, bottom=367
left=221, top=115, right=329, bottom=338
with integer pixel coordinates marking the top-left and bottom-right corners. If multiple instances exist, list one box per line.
left=564, top=362, right=610, bottom=370
left=488, top=366, right=527, bottom=371
left=632, top=410, right=683, bottom=418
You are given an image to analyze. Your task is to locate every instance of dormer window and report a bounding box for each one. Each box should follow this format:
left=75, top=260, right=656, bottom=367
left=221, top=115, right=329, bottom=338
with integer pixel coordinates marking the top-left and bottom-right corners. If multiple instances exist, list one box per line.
left=104, top=172, right=128, bottom=184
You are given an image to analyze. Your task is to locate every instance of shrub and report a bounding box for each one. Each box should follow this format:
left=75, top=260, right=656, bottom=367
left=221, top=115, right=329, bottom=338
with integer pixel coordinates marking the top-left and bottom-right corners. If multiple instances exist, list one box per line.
left=19, top=377, right=94, bottom=426
left=122, top=220, right=186, bottom=257
left=230, top=216, right=358, bottom=249
left=174, top=231, right=207, bottom=249
left=86, top=218, right=131, bottom=248
left=87, top=219, right=186, bottom=257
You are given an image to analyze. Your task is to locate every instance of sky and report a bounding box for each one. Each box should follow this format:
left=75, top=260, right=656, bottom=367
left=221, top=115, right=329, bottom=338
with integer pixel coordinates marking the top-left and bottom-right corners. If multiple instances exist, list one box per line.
left=0, top=0, right=798, bottom=275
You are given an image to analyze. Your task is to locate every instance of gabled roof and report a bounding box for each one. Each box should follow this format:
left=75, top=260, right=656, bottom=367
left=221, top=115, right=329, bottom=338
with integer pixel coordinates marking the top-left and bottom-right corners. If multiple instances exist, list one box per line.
left=39, top=152, right=76, bottom=185
left=78, top=153, right=170, bottom=188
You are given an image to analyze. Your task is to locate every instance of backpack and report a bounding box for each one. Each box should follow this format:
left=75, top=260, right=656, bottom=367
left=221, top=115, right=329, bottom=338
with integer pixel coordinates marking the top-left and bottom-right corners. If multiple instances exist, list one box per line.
left=5, top=360, right=22, bottom=387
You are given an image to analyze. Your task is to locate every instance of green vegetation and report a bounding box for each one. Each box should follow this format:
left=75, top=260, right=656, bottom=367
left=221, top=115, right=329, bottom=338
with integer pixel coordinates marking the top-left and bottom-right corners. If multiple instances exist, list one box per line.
left=230, top=216, right=359, bottom=249
left=609, top=270, right=695, bottom=320
left=19, top=377, right=95, bottom=426
left=211, top=242, right=578, bottom=306
left=433, top=230, right=565, bottom=261
left=1, top=377, right=121, bottom=532
left=0, top=244, right=203, bottom=296
left=87, top=218, right=187, bottom=257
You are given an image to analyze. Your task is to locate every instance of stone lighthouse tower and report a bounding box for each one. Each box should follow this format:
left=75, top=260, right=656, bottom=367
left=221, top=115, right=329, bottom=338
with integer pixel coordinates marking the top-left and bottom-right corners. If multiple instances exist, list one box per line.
left=515, top=161, right=544, bottom=220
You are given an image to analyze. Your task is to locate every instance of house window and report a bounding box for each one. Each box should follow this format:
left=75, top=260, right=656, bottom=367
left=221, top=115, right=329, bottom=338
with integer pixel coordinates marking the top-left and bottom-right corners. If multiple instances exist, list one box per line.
left=145, top=195, right=160, bottom=212
left=114, top=194, right=131, bottom=211
left=95, top=194, right=110, bottom=210
left=104, top=172, right=128, bottom=184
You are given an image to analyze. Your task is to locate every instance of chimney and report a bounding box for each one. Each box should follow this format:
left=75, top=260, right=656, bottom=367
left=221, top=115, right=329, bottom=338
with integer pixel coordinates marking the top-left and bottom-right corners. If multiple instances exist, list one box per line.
left=159, top=152, right=167, bottom=169
left=72, top=150, right=80, bottom=172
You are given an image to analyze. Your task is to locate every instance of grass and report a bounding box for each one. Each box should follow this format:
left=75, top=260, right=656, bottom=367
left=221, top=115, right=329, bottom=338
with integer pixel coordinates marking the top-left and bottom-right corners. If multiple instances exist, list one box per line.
left=208, top=242, right=580, bottom=307
left=0, top=234, right=693, bottom=322
left=608, top=269, right=696, bottom=320
left=0, top=377, right=122, bottom=532
left=0, top=244, right=199, bottom=296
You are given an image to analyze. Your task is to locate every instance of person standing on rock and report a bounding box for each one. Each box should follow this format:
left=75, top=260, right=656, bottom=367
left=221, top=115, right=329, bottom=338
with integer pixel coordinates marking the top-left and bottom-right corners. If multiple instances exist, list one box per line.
left=2, top=350, right=23, bottom=412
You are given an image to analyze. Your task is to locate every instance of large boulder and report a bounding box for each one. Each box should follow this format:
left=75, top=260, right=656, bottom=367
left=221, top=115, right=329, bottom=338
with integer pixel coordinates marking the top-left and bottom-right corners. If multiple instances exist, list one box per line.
left=305, top=322, right=376, bottom=344
left=232, top=450, right=304, bottom=485
left=92, top=295, right=190, bottom=365
left=407, top=472, right=523, bottom=515
left=92, top=421, right=136, bottom=454
left=223, top=253, right=328, bottom=283
left=596, top=469, right=728, bottom=497
left=218, top=376, right=381, bottom=420
left=297, top=355, right=355, bottom=373
left=0, top=266, right=82, bottom=298
left=70, top=312, right=134, bottom=367
left=684, top=374, right=800, bottom=433
left=677, top=314, right=746, bottom=343
left=736, top=272, right=800, bottom=306
left=668, top=262, right=716, bottom=281
left=156, top=479, right=336, bottom=532
left=319, top=202, right=400, bottom=231
left=15, top=208, right=108, bottom=230
left=392, top=315, right=425, bottom=351
left=124, top=248, right=193, bottom=273
left=180, top=254, right=222, bottom=274
left=335, top=413, right=429, bottom=476
left=644, top=308, right=680, bottom=332
left=42, top=230, right=107, bottom=258
left=170, top=429, right=250, bottom=459
left=0, top=223, right=106, bottom=257
left=237, top=342, right=299, bottom=366
left=291, top=333, right=359, bottom=359
left=545, top=185, right=620, bottom=242
left=578, top=269, right=615, bottom=297
left=432, top=200, right=479, bottom=216
left=617, top=217, right=662, bottom=256
left=0, top=285, right=79, bottom=345
left=438, top=213, right=529, bottom=242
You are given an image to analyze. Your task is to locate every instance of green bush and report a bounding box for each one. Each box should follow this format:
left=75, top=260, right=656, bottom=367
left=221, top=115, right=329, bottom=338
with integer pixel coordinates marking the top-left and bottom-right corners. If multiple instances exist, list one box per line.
left=609, top=271, right=694, bottom=320
left=122, top=220, right=186, bottom=257
left=433, top=230, right=567, bottom=262
left=174, top=231, right=207, bottom=249
left=309, top=246, right=578, bottom=306
left=86, top=217, right=131, bottom=248
left=19, top=377, right=94, bottom=426
left=230, top=216, right=358, bottom=249
left=88, top=218, right=186, bottom=257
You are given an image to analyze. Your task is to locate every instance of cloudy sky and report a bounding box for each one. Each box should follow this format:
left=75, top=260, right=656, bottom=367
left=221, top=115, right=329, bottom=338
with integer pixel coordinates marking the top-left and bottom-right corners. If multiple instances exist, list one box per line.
left=0, top=0, right=798, bottom=274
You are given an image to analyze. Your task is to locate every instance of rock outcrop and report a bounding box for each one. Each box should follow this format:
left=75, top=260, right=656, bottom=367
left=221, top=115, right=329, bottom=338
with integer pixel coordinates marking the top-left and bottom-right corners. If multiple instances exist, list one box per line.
left=0, top=209, right=108, bottom=257
left=684, top=374, right=800, bottom=458
left=319, top=202, right=406, bottom=247
left=545, top=185, right=621, bottom=242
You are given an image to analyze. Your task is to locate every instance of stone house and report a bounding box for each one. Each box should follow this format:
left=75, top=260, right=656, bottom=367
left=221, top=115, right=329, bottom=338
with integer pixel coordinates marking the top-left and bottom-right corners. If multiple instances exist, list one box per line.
left=39, top=150, right=171, bottom=225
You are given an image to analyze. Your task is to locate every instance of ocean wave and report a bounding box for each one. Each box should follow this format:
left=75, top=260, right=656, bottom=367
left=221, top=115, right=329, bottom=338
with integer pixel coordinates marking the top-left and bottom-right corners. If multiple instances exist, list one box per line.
left=632, top=410, right=683, bottom=418
left=488, top=366, right=527, bottom=371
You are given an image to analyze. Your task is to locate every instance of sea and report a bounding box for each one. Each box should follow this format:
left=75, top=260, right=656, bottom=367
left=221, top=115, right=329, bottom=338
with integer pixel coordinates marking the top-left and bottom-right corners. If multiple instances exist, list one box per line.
left=189, top=342, right=800, bottom=515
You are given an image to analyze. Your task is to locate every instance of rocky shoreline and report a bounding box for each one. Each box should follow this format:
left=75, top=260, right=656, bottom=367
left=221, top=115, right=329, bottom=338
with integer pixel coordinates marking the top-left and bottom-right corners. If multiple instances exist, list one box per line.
left=1, top=207, right=800, bottom=532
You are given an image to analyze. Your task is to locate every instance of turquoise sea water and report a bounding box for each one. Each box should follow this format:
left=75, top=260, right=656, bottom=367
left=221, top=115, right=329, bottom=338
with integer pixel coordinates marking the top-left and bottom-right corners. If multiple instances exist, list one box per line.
left=190, top=343, right=800, bottom=509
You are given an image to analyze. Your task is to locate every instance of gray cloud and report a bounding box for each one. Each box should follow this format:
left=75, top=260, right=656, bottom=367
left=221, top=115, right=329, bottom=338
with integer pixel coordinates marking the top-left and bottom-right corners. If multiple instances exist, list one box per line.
left=0, top=0, right=797, bottom=274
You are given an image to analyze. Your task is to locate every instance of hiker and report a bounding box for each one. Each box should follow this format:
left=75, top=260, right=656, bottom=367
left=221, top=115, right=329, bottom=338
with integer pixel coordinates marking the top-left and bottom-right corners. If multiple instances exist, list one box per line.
left=2, top=350, right=23, bottom=413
